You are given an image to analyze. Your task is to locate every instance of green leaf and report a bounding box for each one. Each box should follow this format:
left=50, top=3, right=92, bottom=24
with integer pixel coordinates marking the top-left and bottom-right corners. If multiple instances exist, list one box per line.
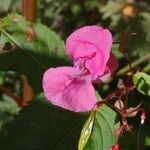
left=141, top=12, right=150, bottom=41
left=0, top=0, right=12, bottom=12
left=0, top=95, right=19, bottom=130
left=112, top=44, right=124, bottom=59
left=0, top=95, right=88, bottom=150
left=100, top=1, right=123, bottom=19
left=85, top=105, right=120, bottom=150
left=0, top=95, right=119, bottom=150
left=0, top=14, right=68, bottom=93
left=133, top=72, right=150, bottom=96
left=78, top=110, right=96, bottom=150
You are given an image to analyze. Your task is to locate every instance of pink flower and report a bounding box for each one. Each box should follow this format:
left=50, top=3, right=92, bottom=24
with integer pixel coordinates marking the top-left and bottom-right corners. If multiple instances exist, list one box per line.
left=42, top=67, right=96, bottom=112
left=66, top=26, right=113, bottom=80
left=42, top=26, right=118, bottom=112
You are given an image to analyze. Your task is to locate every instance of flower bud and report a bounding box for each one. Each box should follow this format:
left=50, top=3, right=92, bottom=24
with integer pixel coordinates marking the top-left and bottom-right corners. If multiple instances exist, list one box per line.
left=111, top=143, right=121, bottom=150
left=26, top=25, right=35, bottom=42
left=140, top=111, right=146, bottom=124
left=122, top=4, right=137, bottom=17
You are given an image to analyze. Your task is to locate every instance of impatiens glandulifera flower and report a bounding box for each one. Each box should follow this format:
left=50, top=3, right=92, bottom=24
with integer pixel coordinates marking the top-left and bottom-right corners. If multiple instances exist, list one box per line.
left=42, top=26, right=118, bottom=112
left=42, top=67, right=96, bottom=112
left=66, top=26, right=117, bottom=81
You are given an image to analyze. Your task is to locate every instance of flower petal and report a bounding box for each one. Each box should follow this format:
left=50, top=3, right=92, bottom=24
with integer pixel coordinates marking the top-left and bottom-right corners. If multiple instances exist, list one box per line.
left=66, top=26, right=112, bottom=79
left=85, top=51, right=105, bottom=80
left=42, top=67, right=96, bottom=112
left=66, top=25, right=112, bottom=66
left=94, top=53, right=118, bottom=83
left=107, top=53, right=118, bottom=74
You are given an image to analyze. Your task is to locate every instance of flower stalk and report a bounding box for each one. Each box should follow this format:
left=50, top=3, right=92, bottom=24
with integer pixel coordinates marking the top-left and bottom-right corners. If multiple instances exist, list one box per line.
left=22, top=0, right=37, bottom=23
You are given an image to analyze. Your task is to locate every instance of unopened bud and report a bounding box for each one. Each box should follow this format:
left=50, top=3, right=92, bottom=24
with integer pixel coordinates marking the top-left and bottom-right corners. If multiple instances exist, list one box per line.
left=140, top=111, right=146, bottom=124
left=111, top=143, right=121, bottom=150
left=117, top=79, right=125, bottom=89
left=122, top=4, right=137, bottom=17
left=26, top=25, right=35, bottom=42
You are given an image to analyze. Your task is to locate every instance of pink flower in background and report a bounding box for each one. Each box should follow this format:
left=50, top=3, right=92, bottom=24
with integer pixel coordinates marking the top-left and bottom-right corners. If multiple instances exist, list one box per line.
left=42, top=25, right=118, bottom=112
left=42, top=67, right=96, bottom=112
left=66, top=26, right=113, bottom=80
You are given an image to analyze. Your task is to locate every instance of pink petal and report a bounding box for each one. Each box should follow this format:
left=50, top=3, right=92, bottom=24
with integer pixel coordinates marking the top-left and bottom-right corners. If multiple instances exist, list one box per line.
left=42, top=67, right=96, bottom=112
left=94, top=53, right=118, bottom=83
left=85, top=51, right=106, bottom=80
left=107, top=53, right=118, bottom=74
left=66, top=26, right=112, bottom=79
left=66, top=26, right=112, bottom=59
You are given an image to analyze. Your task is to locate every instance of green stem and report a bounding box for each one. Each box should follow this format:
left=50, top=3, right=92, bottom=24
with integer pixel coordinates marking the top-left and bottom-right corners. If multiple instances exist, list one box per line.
left=117, top=53, right=150, bottom=76
left=142, top=64, right=150, bottom=73
left=105, top=53, right=150, bottom=84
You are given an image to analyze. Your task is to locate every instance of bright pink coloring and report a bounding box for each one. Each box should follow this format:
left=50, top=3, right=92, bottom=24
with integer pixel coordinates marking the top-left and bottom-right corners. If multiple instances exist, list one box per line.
left=66, top=26, right=113, bottom=80
left=42, top=67, right=96, bottom=112
left=42, top=26, right=118, bottom=112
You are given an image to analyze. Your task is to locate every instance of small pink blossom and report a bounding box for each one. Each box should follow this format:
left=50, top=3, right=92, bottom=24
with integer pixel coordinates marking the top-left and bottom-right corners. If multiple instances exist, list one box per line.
left=42, top=26, right=118, bottom=112
left=42, top=67, right=96, bottom=112
left=66, top=26, right=113, bottom=80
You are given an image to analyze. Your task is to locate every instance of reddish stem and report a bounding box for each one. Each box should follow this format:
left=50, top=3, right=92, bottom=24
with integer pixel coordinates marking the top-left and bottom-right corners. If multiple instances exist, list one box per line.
left=22, top=0, right=37, bottom=23
left=21, top=75, right=34, bottom=107
left=123, top=51, right=133, bottom=73
left=95, top=83, right=135, bottom=109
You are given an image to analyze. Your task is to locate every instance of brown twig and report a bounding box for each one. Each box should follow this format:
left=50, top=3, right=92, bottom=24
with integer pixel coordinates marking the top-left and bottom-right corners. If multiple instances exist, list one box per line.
left=22, top=0, right=37, bottom=23
left=21, top=75, right=34, bottom=107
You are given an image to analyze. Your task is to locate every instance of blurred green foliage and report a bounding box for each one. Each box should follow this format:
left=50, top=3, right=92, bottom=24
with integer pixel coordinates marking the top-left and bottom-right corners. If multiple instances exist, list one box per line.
left=0, top=71, right=21, bottom=130
left=0, top=95, right=19, bottom=129
left=0, top=14, right=67, bottom=93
